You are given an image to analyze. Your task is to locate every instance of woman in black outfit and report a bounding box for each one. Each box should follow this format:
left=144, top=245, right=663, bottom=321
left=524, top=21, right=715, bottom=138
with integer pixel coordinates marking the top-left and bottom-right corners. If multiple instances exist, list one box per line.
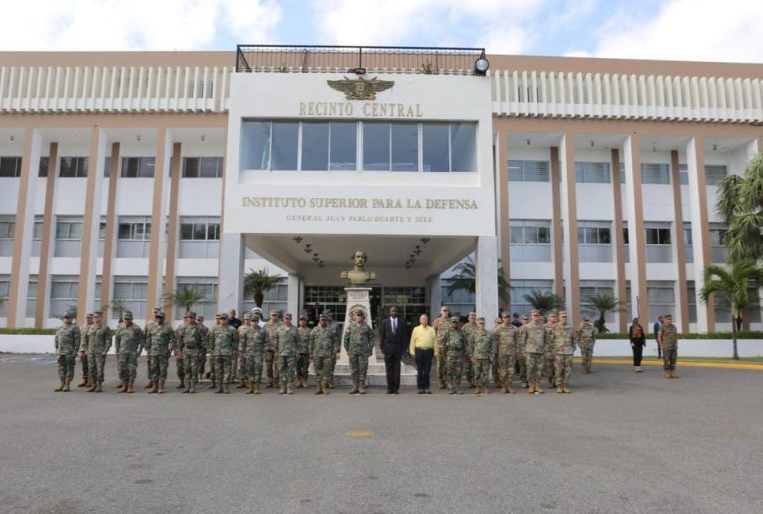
left=628, top=317, right=646, bottom=372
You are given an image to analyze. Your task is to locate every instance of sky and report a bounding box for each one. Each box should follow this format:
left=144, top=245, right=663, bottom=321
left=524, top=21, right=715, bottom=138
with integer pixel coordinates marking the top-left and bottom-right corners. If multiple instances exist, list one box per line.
left=1, top=0, right=762, bottom=63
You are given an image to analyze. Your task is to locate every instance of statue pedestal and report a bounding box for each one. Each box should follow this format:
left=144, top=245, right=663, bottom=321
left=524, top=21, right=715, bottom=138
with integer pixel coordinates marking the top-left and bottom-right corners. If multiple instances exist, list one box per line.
left=338, top=287, right=376, bottom=364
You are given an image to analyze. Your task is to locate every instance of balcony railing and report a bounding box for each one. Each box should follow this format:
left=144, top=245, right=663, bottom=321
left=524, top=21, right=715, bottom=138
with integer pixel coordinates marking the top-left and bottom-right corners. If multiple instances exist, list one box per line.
left=235, top=45, right=485, bottom=75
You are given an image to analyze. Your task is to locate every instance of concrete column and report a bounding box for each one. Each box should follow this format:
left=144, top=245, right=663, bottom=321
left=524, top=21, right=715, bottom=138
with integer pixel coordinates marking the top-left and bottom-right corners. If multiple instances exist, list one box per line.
left=287, top=273, right=301, bottom=317
left=559, top=133, right=581, bottom=323
left=7, top=128, right=42, bottom=327
left=163, top=142, right=182, bottom=309
left=100, top=143, right=121, bottom=322
left=77, top=127, right=107, bottom=323
left=670, top=150, right=690, bottom=333
left=496, top=132, right=511, bottom=310
left=475, top=235, right=499, bottom=319
left=623, top=135, right=648, bottom=323
left=146, top=127, right=171, bottom=313
left=610, top=149, right=628, bottom=332
left=35, top=142, right=59, bottom=326
left=549, top=147, right=564, bottom=296
left=427, top=274, right=442, bottom=320
left=686, top=136, right=714, bottom=332
left=218, top=232, right=244, bottom=313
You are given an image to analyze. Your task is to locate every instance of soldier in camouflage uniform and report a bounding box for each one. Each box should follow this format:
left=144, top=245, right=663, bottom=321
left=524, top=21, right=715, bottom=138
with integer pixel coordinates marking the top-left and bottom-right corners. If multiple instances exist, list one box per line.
left=659, top=314, right=679, bottom=378
left=207, top=315, right=222, bottom=388
left=432, top=306, right=451, bottom=389
left=577, top=316, right=596, bottom=374
left=78, top=313, right=94, bottom=388
left=196, top=315, right=209, bottom=381
left=54, top=313, right=81, bottom=392
left=517, top=315, right=529, bottom=387
left=491, top=317, right=502, bottom=388
left=494, top=313, right=518, bottom=394
left=296, top=315, right=311, bottom=388
left=460, top=312, right=478, bottom=387
left=142, top=307, right=160, bottom=388
left=520, top=310, right=547, bottom=394
left=263, top=311, right=281, bottom=388
left=325, top=311, right=341, bottom=388
left=551, top=311, right=576, bottom=393
left=114, top=311, right=144, bottom=394
left=140, top=311, right=175, bottom=394
left=544, top=312, right=557, bottom=388
left=442, top=317, right=466, bottom=394
left=236, top=314, right=254, bottom=389
left=211, top=313, right=238, bottom=394
left=471, top=318, right=493, bottom=394
left=174, top=314, right=188, bottom=389
left=344, top=311, right=374, bottom=394
left=176, top=311, right=204, bottom=393
left=310, top=313, right=337, bottom=395
left=79, top=311, right=111, bottom=392
left=244, top=321, right=268, bottom=394
left=275, top=313, right=299, bottom=395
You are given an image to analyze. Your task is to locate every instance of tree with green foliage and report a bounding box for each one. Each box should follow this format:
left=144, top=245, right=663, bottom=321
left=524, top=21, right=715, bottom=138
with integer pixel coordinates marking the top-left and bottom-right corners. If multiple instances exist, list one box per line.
left=699, top=261, right=763, bottom=360
left=444, top=256, right=511, bottom=306
left=585, top=294, right=626, bottom=333
left=165, top=286, right=206, bottom=317
left=244, top=267, right=281, bottom=308
left=522, top=290, right=565, bottom=316
left=716, top=153, right=763, bottom=263
left=109, top=299, right=129, bottom=323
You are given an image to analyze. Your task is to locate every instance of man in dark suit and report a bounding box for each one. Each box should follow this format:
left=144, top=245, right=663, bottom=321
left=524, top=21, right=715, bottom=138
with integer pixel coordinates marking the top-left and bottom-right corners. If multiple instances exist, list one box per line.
left=380, top=306, right=406, bottom=394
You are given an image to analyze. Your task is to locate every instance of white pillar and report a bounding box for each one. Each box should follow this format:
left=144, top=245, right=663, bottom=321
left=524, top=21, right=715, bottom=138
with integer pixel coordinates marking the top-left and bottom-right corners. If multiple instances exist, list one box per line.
left=475, top=235, right=499, bottom=319
left=623, top=135, right=647, bottom=321
left=218, top=233, right=244, bottom=312
left=686, top=137, right=710, bottom=332
left=427, top=274, right=442, bottom=320
left=287, top=273, right=300, bottom=317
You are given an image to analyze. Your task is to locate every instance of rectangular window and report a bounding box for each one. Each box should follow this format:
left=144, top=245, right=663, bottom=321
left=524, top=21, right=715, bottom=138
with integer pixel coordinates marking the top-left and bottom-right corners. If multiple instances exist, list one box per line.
left=329, top=122, right=357, bottom=171
left=0, top=274, right=9, bottom=317
left=50, top=275, right=79, bottom=318
left=686, top=281, right=697, bottom=324
left=450, top=123, right=476, bottom=172
left=683, top=222, right=694, bottom=263
left=59, top=157, right=88, bottom=178
left=271, top=122, right=299, bottom=170
left=301, top=122, right=329, bottom=171
left=645, top=226, right=671, bottom=245
left=54, top=216, right=83, bottom=257
left=121, top=157, right=155, bottom=178
left=363, top=122, right=390, bottom=171
left=175, top=277, right=219, bottom=320
left=645, top=223, right=672, bottom=263
left=241, top=121, right=271, bottom=171
left=709, top=223, right=728, bottom=263
left=39, top=156, right=49, bottom=177
left=422, top=123, right=449, bottom=172
left=26, top=275, right=38, bottom=319
left=103, top=156, right=111, bottom=178
left=578, top=221, right=612, bottom=262
left=0, top=156, right=22, bottom=178
left=117, top=217, right=151, bottom=258
left=510, top=280, right=553, bottom=317
left=508, top=160, right=550, bottom=182
left=647, top=281, right=675, bottom=319
left=0, top=216, right=14, bottom=257
left=575, top=162, right=611, bottom=183
left=183, top=157, right=224, bottom=178
left=705, top=164, right=728, bottom=186
left=113, top=276, right=148, bottom=320
left=580, top=281, right=617, bottom=323
left=640, top=163, right=670, bottom=184
left=510, top=220, right=552, bottom=262
left=391, top=123, right=418, bottom=172
left=679, top=163, right=688, bottom=185
left=179, top=217, right=220, bottom=259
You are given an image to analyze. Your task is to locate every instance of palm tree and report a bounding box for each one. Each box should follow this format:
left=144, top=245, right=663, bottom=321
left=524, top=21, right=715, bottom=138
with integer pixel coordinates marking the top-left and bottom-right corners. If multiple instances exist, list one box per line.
left=444, top=256, right=511, bottom=306
left=585, top=294, right=625, bottom=333
left=165, top=286, right=206, bottom=317
left=716, top=153, right=763, bottom=263
left=699, top=261, right=763, bottom=360
left=109, top=299, right=129, bottom=323
left=244, top=267, right=281, bottom=308
left=522, top=290, right=565, bottom=316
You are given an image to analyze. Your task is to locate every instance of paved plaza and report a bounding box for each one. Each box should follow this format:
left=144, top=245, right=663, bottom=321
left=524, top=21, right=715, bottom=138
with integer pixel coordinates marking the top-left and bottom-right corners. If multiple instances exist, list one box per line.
left=0, top=355, right=761, bottom=514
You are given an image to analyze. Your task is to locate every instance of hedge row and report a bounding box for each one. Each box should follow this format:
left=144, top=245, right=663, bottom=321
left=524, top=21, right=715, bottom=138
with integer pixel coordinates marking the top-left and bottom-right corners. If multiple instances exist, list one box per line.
left=0, top=328, right=57, bottom=335
left=597, top=331, right=763, bottom=340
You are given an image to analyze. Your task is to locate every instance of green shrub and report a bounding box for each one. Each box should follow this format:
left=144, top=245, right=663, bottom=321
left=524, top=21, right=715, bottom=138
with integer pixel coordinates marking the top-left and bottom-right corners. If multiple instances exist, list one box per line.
left=0, top=328, right=57, bottom=335
left=596, top=331, right=763, bottom=340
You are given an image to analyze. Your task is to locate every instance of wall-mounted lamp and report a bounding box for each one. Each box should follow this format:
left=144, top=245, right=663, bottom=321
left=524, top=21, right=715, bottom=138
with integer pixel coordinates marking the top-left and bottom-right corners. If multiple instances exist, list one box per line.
left=200, top=134, right=206, bottom=142
left=136, top=134, right=141, bottom=142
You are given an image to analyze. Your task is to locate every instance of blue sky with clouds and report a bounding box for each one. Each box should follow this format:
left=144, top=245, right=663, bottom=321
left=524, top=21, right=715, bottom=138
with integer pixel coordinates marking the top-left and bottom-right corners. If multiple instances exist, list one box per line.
left=0, top=0, right=761, bottom=63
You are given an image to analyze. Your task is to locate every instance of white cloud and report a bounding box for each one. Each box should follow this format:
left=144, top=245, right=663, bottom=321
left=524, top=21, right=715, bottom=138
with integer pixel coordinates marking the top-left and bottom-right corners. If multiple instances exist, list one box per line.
left=0, top=0, right=282, bottom=51
left=311, top=0, right=548, bottom=54
left=594, top=0, right=763, bottom=63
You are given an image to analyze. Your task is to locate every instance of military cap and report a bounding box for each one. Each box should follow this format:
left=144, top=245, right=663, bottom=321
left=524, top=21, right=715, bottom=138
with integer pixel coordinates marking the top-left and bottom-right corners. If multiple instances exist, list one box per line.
left=155, top=311, right=165, bottom=318
left=86, top=313, right=94, bottom=318
left=243, top=313, right=252, bottom=320
left=298, top=314, right=306, bottom=320
left=477, top=317, right=486, bottom=323
left=93, top=311, right=102, bottom=316
left=450, top=316, right=459, bottom=323
left=664, top=314, right=672, bottom=319
left=583, top=316, right=590, bottom=321
left=187, top=311, right=197, bottom=318
left=153, top=307, right=160, bottom=312
left=217, top=312, right=228, bottom=319
left=495, top=317, right=502, bottom=323
left=502, top=312, right=511, bottom=318
left=63, top=313, right=73, bottom=319
left=123, top=311, right=134, bottom=319
left=318, top=313, right=327, bottom=320
left=283, top=313, right=292, bottom=319
left=355, top=311, right=366, bottom=318
left=468, top=311, right=477, bottom=317
left=521, top=315, right=529, bottom=320
left=531, top=310, right=541, bottom=316
left=197, top=315, right=204, bottom=321
left=559, top=311, right=567, bottom=316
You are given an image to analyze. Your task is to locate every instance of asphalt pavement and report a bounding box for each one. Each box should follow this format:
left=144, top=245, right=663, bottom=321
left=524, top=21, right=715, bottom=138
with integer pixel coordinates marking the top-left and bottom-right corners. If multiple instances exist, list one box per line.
left=0, top=355, right=761, bottom=514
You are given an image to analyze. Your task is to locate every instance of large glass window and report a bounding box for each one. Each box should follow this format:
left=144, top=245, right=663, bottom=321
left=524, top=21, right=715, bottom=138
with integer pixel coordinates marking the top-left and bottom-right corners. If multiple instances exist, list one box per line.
left=117, top=217, right=151, bottom=258
left=710, top=223, right=728, bottom=263
left=363, top=122, right=390, bottom=171
left=510, top=220, right=552, bottom=262
left=113, top=277, right=148, bottom=320
left=50, top=275, right=79, bottom=317
left=510, top=280, right=553, bottom=317
left=26, top=275, right=37, bottom=319
left=645, top=223, right=672, bottom=263
left=580, top=281, right=617, bottom=323
left=508, top=160, right=550, bottom=182
left=450, top=123, right=476, bottom=172
left=330, top=122, right=357, bottom=171
left=179, top=217, right=220, bottom=259
left=0, top=216, right=14, bottom=256
left=422, top=123, right=449, bottom=172
left=241, top=121, right=271, bottom=170
left=575, top=162, right=611, bottom=183
left=271, top=122, right=299, bottom=170
left=243, top=277, right=289, bottom=317
left=578, top=221, right=612, bottom=262
left=640, top=163, right=670, bottom=184
left=705, top=165, right=728, bottom=186
left=301, top=122, right=329, bottom=171
left=59, top=157, right=88, bottom=178
left=182, top=157, right=224, bottom=178
left=391, top=123, right=418, bottom=172
left=647, top=281, right=675, bottom=319
left=54, top=216, right=83, bottom=257
left=0, top=156, right=22, bottom=177
left=175, top=277, right=218, bottom=320
left=121, top=157, right=155, bottom=178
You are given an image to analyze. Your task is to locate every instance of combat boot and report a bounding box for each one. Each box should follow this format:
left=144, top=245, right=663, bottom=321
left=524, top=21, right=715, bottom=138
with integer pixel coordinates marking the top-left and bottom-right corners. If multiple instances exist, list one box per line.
left=563, top=385, right=571, bottom=394
left=279, top=385, right=286, bottom=395
left=358, top=380, right=366, bottom=395
left=557, top=386, right=564, bottom=394
left=95, top=381, right=103, bottom=393
left=148, top=382, right=159, bottom=394
left=439, top=380, right=447, bottom=390
left=474, top=386, right=481, bottom=395
left=209, top=380, right=217, bottom=389
left=322, top=381, right=330, bottom=395
left=501, top=384, right=508, bottom=394
left=144, top=380, right=154, bottom=389
left=118, top=381, right=126, bottom=393
left=87, top=382, right=97, bottom=392
left=521, top=381, right=529, bottom=389
left=126, top=381, right=135, bottom=393
left=349, top=382, right=359, bottom=394
left=224, top=382, right=230, bottom=394
left=236, top=380, right=247, bottom=389
left=247, top=382, right=255, bottom=394
left=62, top=379, right=71, bottom=392
left=189, top=381, right=197, bottom=394
left=176, top=379, right=185, bottom=389
left=286, top=384, right=294, bottom=395
left=314, top=382, right=323, bottom=395
left=158, top=380, right=165, bottom=394
left=54, top=380, right=65, bottom=392
left=78, top=378, right=88, bottom=387
left=665, top=371, right=671, bottom=378
left=254, top=383, right=261, bottom=394
left=483, top=385, right=491, bottom=395
left=534, top=383, right=545, bottom=394
left=670, top=370, right=678, bottom=379
left=215, top=383, right=224, bottom=394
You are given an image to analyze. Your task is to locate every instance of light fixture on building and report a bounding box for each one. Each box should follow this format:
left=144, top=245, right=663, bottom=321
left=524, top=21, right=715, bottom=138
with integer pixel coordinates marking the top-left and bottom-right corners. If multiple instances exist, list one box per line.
left=590, top=140, right=595, bottom=147
left=712, top=143, right=718, bottom=151
left=200, top=134, right=205, bottom=142
left=304, top=244, right=312, bottom=253
left=137, top=134, right=141, bottom=142
left=526, top=139, right=531, bottom=146
left=293, top=236, right=303, bottom=243
left=420, top=238, right=430, bottom=244
left=474, top=51, right=490, bottom=76
left=350, top=67, right=366, bottom=75
left=414, top=246, right=421, bottom=255
left=319, top=261, right=325, bottom=268
left=9, top=135, right=14, bottom=142
left=312, top=256, right=319, bottom=263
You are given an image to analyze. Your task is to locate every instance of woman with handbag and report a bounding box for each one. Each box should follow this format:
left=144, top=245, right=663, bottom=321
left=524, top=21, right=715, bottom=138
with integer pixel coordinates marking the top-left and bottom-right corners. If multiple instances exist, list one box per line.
left=628, top=318, right=646, bottom=372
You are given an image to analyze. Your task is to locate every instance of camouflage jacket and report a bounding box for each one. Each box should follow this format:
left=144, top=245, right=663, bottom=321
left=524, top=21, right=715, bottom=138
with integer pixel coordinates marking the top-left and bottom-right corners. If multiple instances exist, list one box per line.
left=544, top=323, right=557, bottom=352
left=344, top=322, right=373, bottom=356
left=55, top=324, right=81, bottom=356
left=461, top=322, right=479, bottom=355
left=310, top=325, right=337, bottom=358
left=211, top=325, right=238, bottom=356
left=275, top=325, right=299, bottom=358
left=659, top=324, right=678, bottom=350
left=328, top=321, right=341, bottom=353
left=521, top=322, right=547, bottom=354
left=551, top=324, right=577, bottom=355
left=471, top=329, right=493, bottom=360
left=442, top=328, right=467, bottom=357
left=114, top=324, right=144, bottom=355
left=238, top=325, right=254, bottom=353
left=83, top=324, right=112, bottom=355
left=244, top=327, right=268, bottom=357
left=142, top=324, right=175, bottom=357
left=577, top=322, right=596, bottom=349
left=263, top=322, right=281, bottom=352
left=433, top=316, right=451, bottom=347
left=177, top=324, right=204, bottom=353
left=493, top=325, right=518, bottom=357
left=297, top=326, right=311, bottom=354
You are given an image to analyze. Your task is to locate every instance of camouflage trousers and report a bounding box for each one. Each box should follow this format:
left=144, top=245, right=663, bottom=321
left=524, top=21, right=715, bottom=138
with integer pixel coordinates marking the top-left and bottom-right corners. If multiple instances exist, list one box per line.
left=208, top=353, right=216, bottom=380
left=473, top=358, right=490, bottom=388
left=197, top=352, right=206, bottom=378
left=544, top=351, right=555, bottom=381
left=238, top=355, right=249, bottom=382
left=517, top=352, right=527, bottom=383
left=662, top=347, right=677, bottom=371
left=296, top=353, right=310, bottom=382
left=497, top=354, right=516, bottom=386
left=579, top=346, right=594, bottom=372
left=435, top=345, right=447, bottom=385
left=327, top=354, right=339, bottom=384
left=149, top=355, right=169, bottom=382
left=525, top=352, right=544, bottom=384
left=183, top=350, right=200, bottom=383
left=349, top=353, right=369, bottom=383
left=118, top=353, right=138, bottom=382
left=246, top=354, right=263, bottom=384
left=146, top=352, right=153, bottom=380
left=176, top=354, right=185, bottom=380
left=463, top=356, right=474, bottom=385
left=446, top=355, right=464, bottom=392
left=313, top=355, right=332, bottom=383
left=279, top=355, right=296, bottom=388
left=116, top=355, right=123, bottom=380
left=264, top=350, right=279, bottom=384
left=57, top=354, right=76, bottom=381
left=492, top=354, right=500, bottom=385
left=80, top=353, right=89, bottom=380
left=215, top=355, right=233, bottom=385
left=554, top=354, right=573, bottom=387
left=87, top=353, right=106, bottom=383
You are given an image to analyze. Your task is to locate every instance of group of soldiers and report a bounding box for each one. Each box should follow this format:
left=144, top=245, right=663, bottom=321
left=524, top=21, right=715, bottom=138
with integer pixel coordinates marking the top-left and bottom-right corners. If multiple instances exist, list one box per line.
left=53, top=305, right=378, bottom=395
left=433, top=308, right=597, bottom=395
